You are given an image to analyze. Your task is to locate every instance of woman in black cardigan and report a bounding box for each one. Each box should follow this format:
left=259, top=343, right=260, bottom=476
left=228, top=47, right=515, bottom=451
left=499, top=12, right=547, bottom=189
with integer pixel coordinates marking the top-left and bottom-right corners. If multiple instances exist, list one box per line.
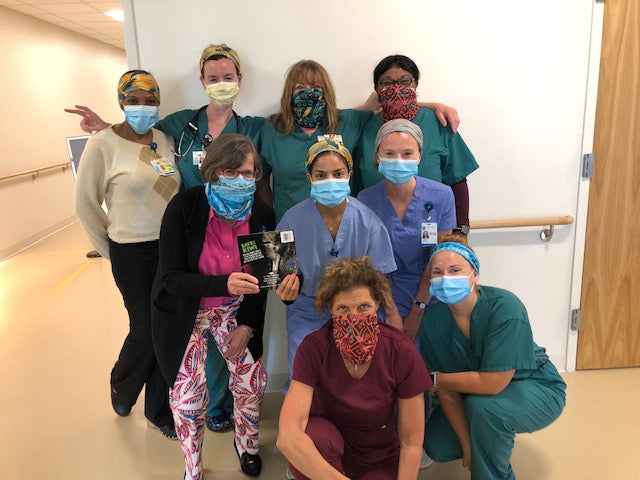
left=152, top=134, right=298, bottom=480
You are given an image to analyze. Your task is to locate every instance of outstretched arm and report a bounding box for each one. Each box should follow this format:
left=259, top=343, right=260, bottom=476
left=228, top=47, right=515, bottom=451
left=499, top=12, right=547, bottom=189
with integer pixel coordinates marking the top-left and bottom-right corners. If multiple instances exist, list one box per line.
left=64, top=105, right=111, bottom=133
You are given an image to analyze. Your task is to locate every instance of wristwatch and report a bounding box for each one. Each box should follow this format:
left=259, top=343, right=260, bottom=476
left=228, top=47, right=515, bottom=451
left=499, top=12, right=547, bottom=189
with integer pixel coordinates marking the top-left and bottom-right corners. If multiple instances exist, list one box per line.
left=414, top=299, right=428, bottom=310
left=452, top=225, right=470, bottom=235
left=430, top=371, right=439, bottom=389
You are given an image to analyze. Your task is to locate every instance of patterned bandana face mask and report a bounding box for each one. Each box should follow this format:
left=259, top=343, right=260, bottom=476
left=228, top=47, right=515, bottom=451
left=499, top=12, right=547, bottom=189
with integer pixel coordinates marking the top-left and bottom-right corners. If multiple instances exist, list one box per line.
left=291, top=88, right=326, bottom=129
left=332, top=313, right=380, bottom=368
left=205, top=178, right=255, bottom=221
left=378, top=84, right=419, bottom=122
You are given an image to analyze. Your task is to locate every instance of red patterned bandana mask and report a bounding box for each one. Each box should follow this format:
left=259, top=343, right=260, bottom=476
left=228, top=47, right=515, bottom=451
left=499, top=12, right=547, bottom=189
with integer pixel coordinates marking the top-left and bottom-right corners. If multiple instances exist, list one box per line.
left=378, top=84, right=419, bottom=122
left=332, top=313, right=380, bottom=367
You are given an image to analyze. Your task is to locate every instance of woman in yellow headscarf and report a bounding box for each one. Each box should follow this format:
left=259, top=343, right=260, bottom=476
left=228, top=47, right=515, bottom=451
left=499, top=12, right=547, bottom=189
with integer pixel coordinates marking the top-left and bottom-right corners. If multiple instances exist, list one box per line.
left=75, top=69, right=180, bottom=439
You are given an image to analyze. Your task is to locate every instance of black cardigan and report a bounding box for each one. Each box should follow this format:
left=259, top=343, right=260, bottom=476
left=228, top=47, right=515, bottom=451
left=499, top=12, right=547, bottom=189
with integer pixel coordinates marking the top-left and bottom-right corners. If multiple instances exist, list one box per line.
left=151, top=185, right=275, bottom=385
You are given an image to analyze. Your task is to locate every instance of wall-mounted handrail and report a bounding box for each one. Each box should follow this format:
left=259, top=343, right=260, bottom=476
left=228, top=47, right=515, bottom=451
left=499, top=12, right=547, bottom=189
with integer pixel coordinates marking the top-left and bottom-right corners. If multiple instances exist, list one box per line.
left=470, top=215, right=574, bottom=242
left=0, top=162, right=71, bottom=183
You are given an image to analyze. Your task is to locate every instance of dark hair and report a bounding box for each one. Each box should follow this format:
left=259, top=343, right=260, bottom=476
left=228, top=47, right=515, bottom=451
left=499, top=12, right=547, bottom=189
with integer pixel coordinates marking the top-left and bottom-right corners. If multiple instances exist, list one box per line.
left=372, top=55, right=421, bottom=88
left=200, top=134, right=260, bottom=182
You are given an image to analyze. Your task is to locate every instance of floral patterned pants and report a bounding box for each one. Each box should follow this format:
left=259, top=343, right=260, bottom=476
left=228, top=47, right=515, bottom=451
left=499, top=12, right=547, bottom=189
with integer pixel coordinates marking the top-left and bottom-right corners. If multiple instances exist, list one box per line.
left=170, top=299, right=267, bottom=480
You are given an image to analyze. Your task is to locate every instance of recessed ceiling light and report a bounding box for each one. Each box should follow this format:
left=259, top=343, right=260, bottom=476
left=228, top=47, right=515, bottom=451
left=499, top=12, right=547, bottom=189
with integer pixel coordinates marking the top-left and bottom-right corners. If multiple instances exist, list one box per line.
left=105, top=9, right=124, bottom=22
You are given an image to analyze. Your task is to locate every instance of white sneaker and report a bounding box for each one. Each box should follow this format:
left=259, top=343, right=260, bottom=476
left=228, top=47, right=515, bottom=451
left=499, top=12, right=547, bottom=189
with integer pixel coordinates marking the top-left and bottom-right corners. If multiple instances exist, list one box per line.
left=420, top=449, right=434, bottom=469
left=285, top=466, right=295, bottom=479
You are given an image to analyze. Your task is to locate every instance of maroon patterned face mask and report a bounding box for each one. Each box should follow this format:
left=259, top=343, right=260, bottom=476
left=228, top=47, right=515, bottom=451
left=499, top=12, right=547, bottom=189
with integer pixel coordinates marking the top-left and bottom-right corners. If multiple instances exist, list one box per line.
left=332, top=313, right=380, bottom=366
left=378, top=84, right=419, bottom=122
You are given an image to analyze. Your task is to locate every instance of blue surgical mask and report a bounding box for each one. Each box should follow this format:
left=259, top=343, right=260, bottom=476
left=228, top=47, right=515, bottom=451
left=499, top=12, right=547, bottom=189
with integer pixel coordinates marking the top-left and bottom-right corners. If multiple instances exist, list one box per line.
left=429, top=272, right=475, bottom=304
left=377, top=158, right=419, bottom=185
left=205, top=175, right=256, bottom=220
left=124, top=105, right=159, bottom=134
left=310, top=179, right=350, bottom=207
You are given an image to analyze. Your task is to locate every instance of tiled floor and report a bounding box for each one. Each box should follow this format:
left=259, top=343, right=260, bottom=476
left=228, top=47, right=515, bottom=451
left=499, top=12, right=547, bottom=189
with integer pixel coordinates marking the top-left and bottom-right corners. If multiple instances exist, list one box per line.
left=1, top=222, right=639, bottom=479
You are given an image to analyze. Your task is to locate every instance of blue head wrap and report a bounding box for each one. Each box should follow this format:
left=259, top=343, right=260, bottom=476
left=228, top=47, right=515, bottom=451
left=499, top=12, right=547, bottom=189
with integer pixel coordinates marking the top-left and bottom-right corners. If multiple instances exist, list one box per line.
left=429, top=242, right=480, bottom=273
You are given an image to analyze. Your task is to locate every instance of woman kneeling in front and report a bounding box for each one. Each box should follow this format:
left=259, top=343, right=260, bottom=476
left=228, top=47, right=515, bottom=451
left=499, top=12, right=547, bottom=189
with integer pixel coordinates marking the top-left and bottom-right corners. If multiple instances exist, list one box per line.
left=277, top=257, right=431, bottom=480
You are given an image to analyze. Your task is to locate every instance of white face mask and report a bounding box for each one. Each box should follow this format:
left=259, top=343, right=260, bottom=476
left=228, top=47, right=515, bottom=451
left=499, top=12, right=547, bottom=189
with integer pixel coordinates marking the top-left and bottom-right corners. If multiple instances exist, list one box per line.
left=205, top=82, right=239, bottom=107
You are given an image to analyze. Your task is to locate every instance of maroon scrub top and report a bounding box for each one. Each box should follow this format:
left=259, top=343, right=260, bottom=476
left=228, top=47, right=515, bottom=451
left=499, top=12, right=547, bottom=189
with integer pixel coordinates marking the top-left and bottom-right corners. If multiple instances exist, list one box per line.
left=293, top=321, right=430, bottom=477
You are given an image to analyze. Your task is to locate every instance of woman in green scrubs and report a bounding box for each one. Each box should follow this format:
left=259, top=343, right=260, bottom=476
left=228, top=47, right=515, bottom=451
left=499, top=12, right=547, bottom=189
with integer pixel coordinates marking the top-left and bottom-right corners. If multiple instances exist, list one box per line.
left=418, top=236, right=566, bottom=480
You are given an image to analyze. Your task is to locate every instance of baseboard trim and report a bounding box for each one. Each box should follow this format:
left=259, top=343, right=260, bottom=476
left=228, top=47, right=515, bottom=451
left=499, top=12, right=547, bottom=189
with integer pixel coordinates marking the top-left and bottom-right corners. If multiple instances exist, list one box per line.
left=0, top=216, right=78, bottom=261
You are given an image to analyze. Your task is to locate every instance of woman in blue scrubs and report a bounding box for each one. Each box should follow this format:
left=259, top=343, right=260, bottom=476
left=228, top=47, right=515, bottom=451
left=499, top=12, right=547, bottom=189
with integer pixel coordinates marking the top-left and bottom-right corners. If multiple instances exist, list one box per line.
left=276, top=139, right=400, bottom=385
left=358, top=119, right=456, bottom=341
left=419, top=237, right=566, bottom=480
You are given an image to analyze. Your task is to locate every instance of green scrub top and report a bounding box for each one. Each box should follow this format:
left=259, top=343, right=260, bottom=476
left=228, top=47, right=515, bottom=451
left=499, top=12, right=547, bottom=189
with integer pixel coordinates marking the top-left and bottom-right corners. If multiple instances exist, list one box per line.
left=419, top=286, right=564, bottom=386
left=353, top=108, right=479, bottom=195
left=156, top=108, right=265, bottom=189
left=260, top=109, right=372, bottom=222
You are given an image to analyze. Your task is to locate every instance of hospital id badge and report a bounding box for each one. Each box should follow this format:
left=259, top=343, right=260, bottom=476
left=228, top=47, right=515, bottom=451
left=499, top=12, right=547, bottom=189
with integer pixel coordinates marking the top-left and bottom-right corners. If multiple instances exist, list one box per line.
left=317, top=134, right=343, bottom=143
left=150, top=158, right=176, bottom=176
left=421, top=222, right=438, bottom=246
left=192, top=150, right=205, bottom=167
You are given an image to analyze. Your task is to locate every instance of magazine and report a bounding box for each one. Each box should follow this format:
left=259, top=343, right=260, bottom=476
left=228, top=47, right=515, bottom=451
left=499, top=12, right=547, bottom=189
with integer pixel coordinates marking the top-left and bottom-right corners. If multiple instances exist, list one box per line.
left=237, top=230, right=298, bottom=289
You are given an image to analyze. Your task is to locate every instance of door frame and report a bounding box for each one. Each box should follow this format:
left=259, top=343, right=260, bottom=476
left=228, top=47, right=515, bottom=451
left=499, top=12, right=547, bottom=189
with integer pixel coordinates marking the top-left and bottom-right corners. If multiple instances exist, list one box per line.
left=566, top=0, right=605, bottom=372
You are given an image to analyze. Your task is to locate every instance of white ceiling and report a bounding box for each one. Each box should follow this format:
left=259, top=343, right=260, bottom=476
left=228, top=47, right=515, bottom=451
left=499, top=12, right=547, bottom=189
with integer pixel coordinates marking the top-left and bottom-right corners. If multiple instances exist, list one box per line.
left=0, top=0, right=125, bottom=49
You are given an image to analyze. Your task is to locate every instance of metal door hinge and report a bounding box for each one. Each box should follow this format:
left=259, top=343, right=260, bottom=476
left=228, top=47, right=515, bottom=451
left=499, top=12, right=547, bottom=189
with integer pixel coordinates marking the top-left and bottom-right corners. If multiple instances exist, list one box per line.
left=571, top=309, right=583, bottom=331
left=596, top=0, right=604, bottom=4
left=582, top=153, right=595, bottom=178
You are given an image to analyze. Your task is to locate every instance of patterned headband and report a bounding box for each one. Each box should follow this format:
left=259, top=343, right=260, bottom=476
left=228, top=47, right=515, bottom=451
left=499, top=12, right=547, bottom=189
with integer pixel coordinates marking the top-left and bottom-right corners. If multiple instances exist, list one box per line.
left=117, top=70, right=160, bottom=108
left=199, top=44, right=241, bottom=74
left=429, top=241, right=480, bottom=273
left=306, top=138, right=353, bottom=171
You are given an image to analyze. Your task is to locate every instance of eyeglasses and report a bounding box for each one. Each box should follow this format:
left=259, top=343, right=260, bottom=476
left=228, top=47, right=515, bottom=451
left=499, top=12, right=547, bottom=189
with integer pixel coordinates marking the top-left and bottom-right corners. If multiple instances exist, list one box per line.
left=378, top=77, right=415, bottom=88
left=220, top=168, right=257, bottom=180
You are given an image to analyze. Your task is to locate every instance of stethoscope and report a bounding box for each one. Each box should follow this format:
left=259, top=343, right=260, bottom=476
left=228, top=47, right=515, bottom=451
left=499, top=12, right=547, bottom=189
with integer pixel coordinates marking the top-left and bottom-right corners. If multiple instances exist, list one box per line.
left=174, top=105, right=240, bottom=158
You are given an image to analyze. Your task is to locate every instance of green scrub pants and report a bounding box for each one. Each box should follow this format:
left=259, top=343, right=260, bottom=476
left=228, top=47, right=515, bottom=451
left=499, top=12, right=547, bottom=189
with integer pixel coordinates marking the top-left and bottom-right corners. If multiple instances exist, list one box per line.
left=205, top=335, right=233, bottom=417
left=425, top=376, right=565, bottom=479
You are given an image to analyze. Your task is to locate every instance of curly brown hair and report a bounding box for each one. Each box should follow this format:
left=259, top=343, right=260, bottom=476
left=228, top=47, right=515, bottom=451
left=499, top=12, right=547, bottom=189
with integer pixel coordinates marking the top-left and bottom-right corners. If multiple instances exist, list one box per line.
left=314, top=257, right=393, bottom=313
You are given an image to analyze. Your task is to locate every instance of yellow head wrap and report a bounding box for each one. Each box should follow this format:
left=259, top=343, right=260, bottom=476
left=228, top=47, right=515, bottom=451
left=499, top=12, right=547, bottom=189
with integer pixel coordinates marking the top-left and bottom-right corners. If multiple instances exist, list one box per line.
left=306, top=138, right=353, bottom=172
left=199, top=44, right=241, bottom=75
left=117, top=70, right=160, bottom=108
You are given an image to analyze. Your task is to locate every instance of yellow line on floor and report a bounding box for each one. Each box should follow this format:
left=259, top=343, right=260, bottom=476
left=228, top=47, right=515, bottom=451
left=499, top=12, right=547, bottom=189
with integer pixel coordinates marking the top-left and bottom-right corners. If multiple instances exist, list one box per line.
left=53, top=259, right=96, bottom=292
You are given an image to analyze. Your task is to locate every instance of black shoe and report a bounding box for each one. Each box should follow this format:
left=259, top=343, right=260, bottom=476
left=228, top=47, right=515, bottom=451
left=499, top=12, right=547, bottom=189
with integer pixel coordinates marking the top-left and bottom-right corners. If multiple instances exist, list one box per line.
left=111, top=388, right=131, bottom=417
left=234, top=439, right=262, bottom=477
left=159, top=424, right=178, bottom=440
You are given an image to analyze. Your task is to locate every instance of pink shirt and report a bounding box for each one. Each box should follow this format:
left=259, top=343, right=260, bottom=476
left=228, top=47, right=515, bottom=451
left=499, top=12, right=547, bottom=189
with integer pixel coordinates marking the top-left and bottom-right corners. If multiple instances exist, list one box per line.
left=198, top=208, right=250, bottom=308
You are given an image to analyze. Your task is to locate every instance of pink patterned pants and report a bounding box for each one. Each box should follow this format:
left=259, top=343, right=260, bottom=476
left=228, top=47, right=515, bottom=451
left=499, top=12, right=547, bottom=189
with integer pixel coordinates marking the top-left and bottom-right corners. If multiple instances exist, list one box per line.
left=170, top=299, right=267, bottom=480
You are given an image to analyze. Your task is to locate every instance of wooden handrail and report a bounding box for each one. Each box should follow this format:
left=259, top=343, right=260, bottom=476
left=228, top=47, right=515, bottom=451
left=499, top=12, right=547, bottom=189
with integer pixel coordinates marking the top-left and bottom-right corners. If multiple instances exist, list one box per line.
left=470, top=215, right=574, bottom=230
left=0, top=162, right=71, bottom=183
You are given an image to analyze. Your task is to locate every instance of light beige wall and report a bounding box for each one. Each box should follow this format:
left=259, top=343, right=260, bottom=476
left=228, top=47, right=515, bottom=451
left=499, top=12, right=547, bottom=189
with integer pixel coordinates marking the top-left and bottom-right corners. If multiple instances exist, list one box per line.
left=0, top=6, right=126, bottom=259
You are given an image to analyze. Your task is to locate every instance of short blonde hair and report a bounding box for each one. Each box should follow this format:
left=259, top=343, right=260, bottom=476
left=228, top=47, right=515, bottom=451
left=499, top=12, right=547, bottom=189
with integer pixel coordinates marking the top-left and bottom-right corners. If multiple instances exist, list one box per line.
left=314, top=257, right=393, bottom=313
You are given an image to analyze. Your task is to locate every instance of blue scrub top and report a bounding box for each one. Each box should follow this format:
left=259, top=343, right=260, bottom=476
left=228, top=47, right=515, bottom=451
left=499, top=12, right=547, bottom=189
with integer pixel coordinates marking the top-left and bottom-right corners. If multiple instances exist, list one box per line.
left=277, top=196, right=397, bottom=297
left=358, top=177, right=456, bottom=316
